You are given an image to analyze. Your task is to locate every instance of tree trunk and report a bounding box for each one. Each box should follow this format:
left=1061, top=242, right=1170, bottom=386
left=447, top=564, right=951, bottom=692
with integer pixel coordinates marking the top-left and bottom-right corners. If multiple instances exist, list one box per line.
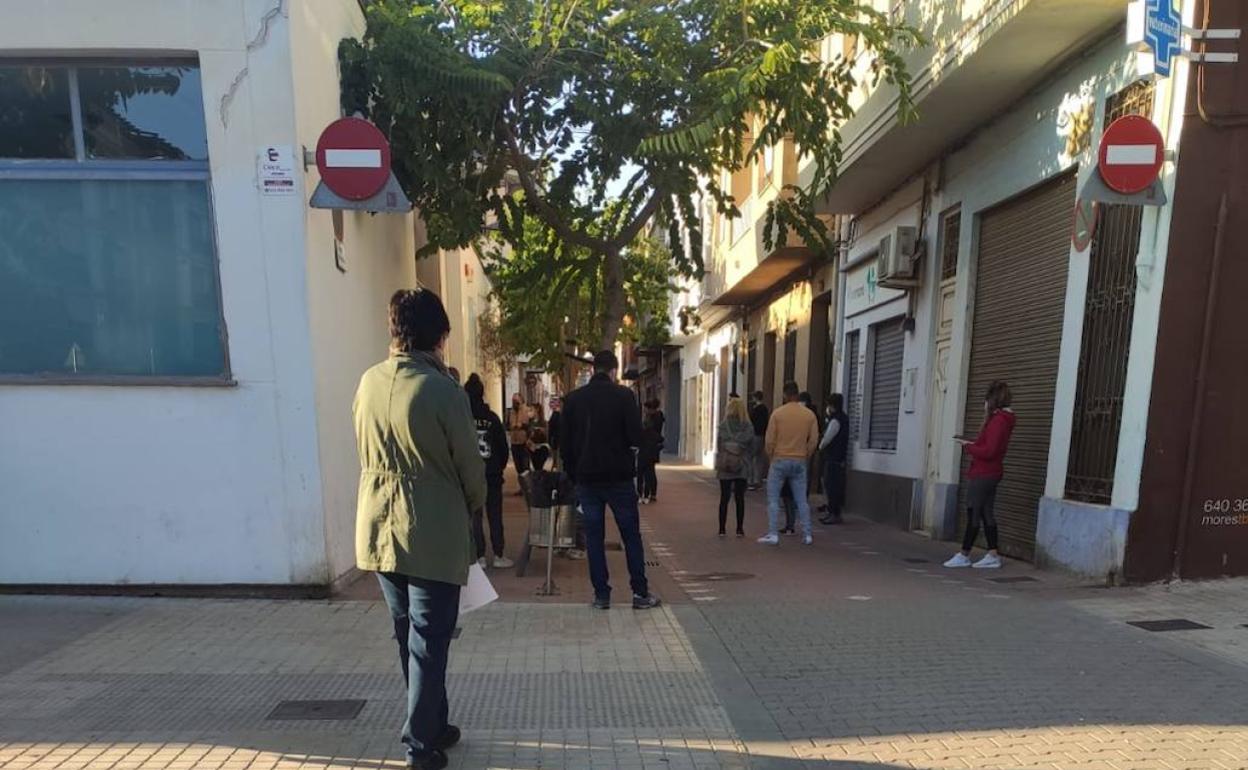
left=597, top=247, right=627, bottom=350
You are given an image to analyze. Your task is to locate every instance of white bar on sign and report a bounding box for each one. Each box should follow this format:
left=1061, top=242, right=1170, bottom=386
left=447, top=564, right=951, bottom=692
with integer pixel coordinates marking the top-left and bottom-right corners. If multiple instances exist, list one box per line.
left=325, top=149, right=382, bottom=168
left=1106, top=144, right=1157, bottom=165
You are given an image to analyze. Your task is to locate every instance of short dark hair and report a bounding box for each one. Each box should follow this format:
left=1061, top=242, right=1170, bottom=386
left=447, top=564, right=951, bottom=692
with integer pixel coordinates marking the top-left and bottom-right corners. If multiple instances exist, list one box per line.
left=985, top=380, right=1012, bottom=411
left=464, top=372, right=485, bottom=400
left=799, top=391, right=813, bottom=405
left=753, top=390, right=765, bottom=401
left=783, top=381, right=800, bottom=399
left=593, top=350, right=618, bottom=373
left=830, top=393, right=845, bottom=411
left=389, top=288, right=450, bottom=353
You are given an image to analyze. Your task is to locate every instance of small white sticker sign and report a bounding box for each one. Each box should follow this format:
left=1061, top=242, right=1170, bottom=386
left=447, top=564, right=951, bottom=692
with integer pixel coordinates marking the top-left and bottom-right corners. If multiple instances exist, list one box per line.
left=258, top=145, right=297, bottom=196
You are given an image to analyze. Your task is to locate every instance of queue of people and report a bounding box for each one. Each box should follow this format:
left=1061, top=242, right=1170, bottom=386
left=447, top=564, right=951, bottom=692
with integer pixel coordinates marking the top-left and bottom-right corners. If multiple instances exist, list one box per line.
left=350, top=287, right=1015, bottom=769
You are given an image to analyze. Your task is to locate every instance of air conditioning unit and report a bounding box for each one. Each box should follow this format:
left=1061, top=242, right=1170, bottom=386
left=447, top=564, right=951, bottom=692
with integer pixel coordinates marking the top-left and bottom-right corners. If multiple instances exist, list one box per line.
left=877, top=226, right=919, bottom=286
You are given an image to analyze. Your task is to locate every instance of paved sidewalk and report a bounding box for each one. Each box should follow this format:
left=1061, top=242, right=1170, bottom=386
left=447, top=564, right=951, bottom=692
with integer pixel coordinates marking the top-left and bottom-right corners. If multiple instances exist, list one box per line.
left=3, top=462, right=1248, bottom=770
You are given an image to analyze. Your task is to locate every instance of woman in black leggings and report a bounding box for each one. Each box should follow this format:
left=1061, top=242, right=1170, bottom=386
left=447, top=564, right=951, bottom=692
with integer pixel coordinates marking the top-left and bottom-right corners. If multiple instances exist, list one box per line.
left=715, top=397, right=754, bottom=537
left=946, top=381, right=1016, bottom=570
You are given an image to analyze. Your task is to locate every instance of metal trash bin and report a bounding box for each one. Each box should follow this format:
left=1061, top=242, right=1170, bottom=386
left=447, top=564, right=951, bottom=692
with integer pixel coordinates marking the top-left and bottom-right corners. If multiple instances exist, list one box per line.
left=528, top=504, right=576, bottom=548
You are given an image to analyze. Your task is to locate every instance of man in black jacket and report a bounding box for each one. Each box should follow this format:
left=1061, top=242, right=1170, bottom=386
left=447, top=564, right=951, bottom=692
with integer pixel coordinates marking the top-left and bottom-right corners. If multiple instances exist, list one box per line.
left=748, top=391, right=770, bottom=490
left=465, top=374, right=513, bottom=568
left=560, top=350, right=661, bottom=610
left=818, top=393, right=850, bottom=525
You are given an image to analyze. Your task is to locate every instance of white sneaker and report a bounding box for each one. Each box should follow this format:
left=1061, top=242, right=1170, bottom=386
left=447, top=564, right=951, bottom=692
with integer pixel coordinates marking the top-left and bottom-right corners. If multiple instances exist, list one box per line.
left=757, top=534, right=780, bottom=546
left=493, top=556, right=515, bottom=569
left=943, top=552, right=973, bottom=568
left=973, top=553, right=1002, bottom=569
left=802, top=535, right=813, bottom=546
left=477, top=556, right=489, bottom=568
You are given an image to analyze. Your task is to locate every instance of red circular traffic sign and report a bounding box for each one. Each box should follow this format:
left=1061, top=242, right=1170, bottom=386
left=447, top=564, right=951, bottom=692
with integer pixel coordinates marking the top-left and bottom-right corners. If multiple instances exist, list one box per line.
left=1097, top=115, right=1164, bottom=195
left=315, top=117, right=391, bottom=201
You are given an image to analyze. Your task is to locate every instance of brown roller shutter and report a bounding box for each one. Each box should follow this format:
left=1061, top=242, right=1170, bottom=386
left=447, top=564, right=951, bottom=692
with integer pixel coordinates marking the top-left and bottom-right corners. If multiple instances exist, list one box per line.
left=961, top=172, right=1075, bottom=560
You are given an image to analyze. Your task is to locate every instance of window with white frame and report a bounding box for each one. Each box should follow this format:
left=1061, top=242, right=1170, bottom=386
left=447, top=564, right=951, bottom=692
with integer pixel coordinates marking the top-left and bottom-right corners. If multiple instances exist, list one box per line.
left=865, top=318, right=904, bottom=450
left=0, top=60, right=228, bottom=380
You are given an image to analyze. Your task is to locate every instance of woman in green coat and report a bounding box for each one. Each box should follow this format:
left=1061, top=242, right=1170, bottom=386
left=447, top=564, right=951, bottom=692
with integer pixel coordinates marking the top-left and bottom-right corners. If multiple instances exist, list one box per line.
left=354, top=288, right=485, bottom=770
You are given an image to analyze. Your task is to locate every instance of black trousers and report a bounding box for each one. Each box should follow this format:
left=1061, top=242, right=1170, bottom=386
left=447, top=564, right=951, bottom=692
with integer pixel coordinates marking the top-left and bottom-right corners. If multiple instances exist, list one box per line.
left=473, top=478, right=505, bottom=558
left=510, top=444, right=531, bottom=477
left=718, top=478, right=746, bottom=533
left=961, top=477, right=1001, bottom=551
left=637, top=462, right=658, bottom=499
left=822, top=460, right=846, bottom=517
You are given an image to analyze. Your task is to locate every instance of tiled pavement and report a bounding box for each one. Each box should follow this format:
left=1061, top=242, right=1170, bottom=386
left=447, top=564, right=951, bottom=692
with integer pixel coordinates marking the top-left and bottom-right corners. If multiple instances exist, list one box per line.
left=2, top=463, right=1248, bottom=769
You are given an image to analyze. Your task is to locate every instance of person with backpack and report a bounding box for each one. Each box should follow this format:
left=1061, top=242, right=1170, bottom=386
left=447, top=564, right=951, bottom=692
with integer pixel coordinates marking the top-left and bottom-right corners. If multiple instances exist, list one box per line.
left=465, top=373, right=512, bottom=570
left=715, top=396, right=754, bottom=537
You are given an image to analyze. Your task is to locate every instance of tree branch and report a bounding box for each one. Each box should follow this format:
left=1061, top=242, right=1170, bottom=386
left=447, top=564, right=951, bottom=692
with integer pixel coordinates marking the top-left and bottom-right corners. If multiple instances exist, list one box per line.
left=501, top=121, right=606, bottom=254
left=611, top=193, right=663, bottom=251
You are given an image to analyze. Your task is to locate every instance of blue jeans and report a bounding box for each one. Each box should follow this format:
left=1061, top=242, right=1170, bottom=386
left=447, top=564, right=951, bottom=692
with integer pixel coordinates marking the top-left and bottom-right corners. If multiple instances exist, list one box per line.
left=767, top=458, right=812, bottom=537
left=377, top=573, right=461, bottom=763
left=575, top=481, right=650, bottom=600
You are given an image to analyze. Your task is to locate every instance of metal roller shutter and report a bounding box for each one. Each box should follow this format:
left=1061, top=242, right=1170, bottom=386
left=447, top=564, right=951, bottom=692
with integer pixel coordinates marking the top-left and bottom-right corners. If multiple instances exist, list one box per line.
left=868, top=319, right=905, bottom=450
left=961, top=172, right=1075, bottom=560
left=845, top=331, right=861, bottom=462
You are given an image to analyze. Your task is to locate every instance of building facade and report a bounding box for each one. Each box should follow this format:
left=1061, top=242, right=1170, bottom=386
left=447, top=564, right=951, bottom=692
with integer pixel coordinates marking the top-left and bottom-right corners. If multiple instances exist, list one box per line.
left=677, top=0, right=1246, bottom=581
left=0, top=0, right=490, bottom=589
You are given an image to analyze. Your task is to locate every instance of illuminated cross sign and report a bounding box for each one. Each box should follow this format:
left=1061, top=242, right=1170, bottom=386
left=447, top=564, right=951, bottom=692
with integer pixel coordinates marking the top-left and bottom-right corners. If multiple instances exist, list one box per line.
left=1144, top=0, right=1181, bottom=77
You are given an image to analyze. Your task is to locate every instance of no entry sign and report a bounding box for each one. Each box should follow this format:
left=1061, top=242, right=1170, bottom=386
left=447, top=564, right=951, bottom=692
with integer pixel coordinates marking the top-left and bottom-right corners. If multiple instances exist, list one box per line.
left=1097, top=115, right=1164, bottom=195
left=315, top=117, right=392, bottom=201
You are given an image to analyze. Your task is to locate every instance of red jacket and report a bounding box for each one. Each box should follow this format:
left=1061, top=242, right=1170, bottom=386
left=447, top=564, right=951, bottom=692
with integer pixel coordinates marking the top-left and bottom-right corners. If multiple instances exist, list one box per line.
left=965, top=409, right=1016, bottom=479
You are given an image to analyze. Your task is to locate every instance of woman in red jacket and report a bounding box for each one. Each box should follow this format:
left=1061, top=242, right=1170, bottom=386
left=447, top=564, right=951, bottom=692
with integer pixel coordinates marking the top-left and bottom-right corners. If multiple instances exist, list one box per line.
left=945, top=381, right=1016, bottom=570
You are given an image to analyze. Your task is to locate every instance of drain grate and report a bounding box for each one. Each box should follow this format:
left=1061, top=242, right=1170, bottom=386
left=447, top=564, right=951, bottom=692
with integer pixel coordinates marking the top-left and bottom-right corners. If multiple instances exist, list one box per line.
left=1127, top=619, right=1213, bottom=632
left=902, top=558, right=930, bottom=564
left=988, top=576, right=1039, bottom=584
left=645, top=560, right=660, bottom=567
left=266, top=699, right=366, bottom=721
left=684, top=572, right=754, bottom=582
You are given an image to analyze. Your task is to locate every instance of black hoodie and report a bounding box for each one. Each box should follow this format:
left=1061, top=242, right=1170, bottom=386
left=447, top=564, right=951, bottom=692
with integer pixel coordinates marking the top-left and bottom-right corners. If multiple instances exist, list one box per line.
left=470, top=395, right=510, bottom=481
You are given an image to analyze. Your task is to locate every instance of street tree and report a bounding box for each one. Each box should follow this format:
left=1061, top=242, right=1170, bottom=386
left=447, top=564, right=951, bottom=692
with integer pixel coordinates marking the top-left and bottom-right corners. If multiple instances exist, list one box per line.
left=480, top=216, right=674, bottom=388
left=340, top=0, right=919, bottom=347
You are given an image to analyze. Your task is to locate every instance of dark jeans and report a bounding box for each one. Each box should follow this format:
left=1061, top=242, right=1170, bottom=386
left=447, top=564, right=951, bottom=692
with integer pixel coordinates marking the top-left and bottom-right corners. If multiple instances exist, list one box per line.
left=510, top=444, right=531, bottom=476
left=718, top=478, right=746, bottom=534
left=473, top=478, right=505, bottom=558
left=637, top=462, right=658, bottom=499
left=575, top=481, right=650, bottom=600
left=961, top=476, right=1001, bottom=551
left=822, top=459, right=846, bottom=518
left=376, top=573, right=461, bottom=764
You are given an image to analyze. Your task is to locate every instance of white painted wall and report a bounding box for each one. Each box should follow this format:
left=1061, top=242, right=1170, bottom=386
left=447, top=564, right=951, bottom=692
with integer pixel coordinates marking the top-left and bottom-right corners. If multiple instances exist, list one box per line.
left=837, top=182, right=936, bottom=483
left=0, top=0, right=330, bottom=584
left=291, top=0, right=418, bottom=583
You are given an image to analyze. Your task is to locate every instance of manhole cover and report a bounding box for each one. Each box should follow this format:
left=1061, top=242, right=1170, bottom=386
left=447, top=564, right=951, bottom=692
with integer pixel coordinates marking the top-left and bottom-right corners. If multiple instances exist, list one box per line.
left=266, top=699, right=366, bottom=721
left=1127, top=619, right=1212, bottom=632
left=902, top=558, right=930, bottom=564
left=988, top=576, right=1039, bottom=584
left=685, top=572, right=754, bottom=582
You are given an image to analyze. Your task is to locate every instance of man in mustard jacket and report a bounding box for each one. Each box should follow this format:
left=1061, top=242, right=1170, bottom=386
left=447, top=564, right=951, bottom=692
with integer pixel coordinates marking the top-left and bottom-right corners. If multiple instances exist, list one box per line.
left=354, top=288, right=485, bottom=770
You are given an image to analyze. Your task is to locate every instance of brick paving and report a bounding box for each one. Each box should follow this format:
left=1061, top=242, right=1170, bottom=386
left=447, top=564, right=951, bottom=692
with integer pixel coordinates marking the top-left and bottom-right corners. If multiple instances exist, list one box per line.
left=2, top=462, right=1248, bottom=769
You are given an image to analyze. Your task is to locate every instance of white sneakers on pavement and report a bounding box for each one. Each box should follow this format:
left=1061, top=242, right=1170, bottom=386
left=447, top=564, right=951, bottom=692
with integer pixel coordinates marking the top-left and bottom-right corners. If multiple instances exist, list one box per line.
left=943, top=552, right=973, bottom=568
left=943, top=552, right=1003, bottom=569
left=972, top=553, right=1002, bottom=569
left=756, top=533, right=780, bottom=546
left=493, top=556, right=515, bottom=569
left=802, top=535, right=813, bottom=546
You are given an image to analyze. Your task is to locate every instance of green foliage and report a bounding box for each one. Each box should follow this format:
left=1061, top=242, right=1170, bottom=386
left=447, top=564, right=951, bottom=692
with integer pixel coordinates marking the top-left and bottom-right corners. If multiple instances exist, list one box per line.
left=340, top=0, right=920, bottom=344
left=481, top=217, right=675, bottom=374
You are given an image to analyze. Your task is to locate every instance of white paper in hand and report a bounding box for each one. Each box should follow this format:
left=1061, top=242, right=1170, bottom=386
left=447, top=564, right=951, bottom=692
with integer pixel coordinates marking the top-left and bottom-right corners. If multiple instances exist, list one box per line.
left=459, top=563, right=498, bottom=614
